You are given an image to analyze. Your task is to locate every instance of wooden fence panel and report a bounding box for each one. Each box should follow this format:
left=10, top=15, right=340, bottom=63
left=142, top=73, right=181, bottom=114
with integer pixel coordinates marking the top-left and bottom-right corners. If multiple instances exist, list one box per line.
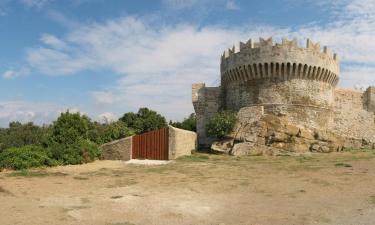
left=132, top=127, right=169, bottom=160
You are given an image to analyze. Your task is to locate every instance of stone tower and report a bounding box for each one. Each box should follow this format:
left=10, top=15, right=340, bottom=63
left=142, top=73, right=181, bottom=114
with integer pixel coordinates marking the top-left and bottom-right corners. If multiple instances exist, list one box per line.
left=193, top=37, right=375, bottom=152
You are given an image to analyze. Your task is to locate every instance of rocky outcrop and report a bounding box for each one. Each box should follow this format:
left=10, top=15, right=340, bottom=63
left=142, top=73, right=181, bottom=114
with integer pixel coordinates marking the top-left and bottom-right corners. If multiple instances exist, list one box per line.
left=211, top=106, right=375, bottom=156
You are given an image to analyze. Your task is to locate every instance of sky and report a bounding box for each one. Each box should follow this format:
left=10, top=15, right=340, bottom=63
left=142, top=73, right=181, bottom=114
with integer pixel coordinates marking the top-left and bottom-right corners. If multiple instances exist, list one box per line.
left=0, top=0, right=375, bottom=127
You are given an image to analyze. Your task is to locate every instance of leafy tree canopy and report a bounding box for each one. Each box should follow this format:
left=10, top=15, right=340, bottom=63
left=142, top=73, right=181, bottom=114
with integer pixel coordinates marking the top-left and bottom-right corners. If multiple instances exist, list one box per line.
left=169, top=113, right=197, bottom=132
left=206, top=111, right=237, bottom=139
left=0, top=122, right=49, bottom=151
left=119, top=107, right=167, bottom=134
left=50, top=111, right=91, bottom=146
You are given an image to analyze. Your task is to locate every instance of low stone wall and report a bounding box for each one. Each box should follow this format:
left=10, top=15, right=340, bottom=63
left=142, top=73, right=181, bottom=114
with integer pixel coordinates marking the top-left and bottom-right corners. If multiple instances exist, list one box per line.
left=101, top=127, right=197, bottom=161
left=100, top=136, right=132, bottom=161
left=168, top=126, right=197, bottom=159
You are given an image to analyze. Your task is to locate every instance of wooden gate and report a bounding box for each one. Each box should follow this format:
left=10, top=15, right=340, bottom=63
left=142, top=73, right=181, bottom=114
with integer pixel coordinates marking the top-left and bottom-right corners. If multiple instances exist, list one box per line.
left=132, top=127, right=169, bottom=160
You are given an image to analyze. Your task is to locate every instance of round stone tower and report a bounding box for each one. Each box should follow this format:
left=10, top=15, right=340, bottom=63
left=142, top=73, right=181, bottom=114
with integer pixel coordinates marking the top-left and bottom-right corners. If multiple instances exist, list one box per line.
left=220, top=37, right=340, bottom=129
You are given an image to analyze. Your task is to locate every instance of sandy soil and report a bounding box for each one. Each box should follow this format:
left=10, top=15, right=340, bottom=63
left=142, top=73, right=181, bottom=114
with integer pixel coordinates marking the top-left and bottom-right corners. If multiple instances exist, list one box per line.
left=1, top=151, right=375, bottom=225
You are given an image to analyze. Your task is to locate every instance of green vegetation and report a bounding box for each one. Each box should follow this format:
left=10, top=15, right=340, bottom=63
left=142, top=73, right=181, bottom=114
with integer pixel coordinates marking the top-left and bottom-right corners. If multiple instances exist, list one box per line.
left=119, top=107, right=167, bottom=134
left=169, top=113, right=196, bottom=131
left=206, top=111, right=237, bottom=139
left=88, top=121, right=134, bottom=145
left=8, top=170, right=68, bottom=177
left=0, top=122, right=49, bottom=151
left=0, top=146, right=57, bottom=170
left=0, top=107, right=172, bottom=170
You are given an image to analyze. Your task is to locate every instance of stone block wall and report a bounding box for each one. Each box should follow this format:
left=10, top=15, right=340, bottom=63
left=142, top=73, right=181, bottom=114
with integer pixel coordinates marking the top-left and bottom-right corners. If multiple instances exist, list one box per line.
left=365, top=87, right=375, bottom=112
left=329, top=88, right=375, bottom=142
left=192, top=83, right=221, bottom=146
left=168, top=126, right=197, bottom=159
left=101, top=136, right=132, bottom=160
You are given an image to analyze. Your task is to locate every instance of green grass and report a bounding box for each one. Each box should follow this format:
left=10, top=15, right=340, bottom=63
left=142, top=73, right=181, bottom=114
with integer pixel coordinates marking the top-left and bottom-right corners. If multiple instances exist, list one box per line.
left=7, top=170, right=68, bottom=177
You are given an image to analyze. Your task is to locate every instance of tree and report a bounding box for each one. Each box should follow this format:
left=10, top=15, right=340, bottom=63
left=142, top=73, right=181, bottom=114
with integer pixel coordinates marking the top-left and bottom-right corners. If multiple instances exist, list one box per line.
left=48, top=111, right=101, bottom=165
left=0, top=122, right=49, bottom=151
left=50, top=111, right=91, bottom=146
left=119, top=107, right=167, bottom=134
left=169, top=113, right=196, bottom=131
left=88, top=121, right=135, bottom=145
left=206, top=111, right=237, bottom=139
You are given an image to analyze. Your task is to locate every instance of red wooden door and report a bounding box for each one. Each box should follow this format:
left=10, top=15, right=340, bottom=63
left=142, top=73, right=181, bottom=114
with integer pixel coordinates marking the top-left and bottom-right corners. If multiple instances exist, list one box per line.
left=132, top=127, right=169, bottom=160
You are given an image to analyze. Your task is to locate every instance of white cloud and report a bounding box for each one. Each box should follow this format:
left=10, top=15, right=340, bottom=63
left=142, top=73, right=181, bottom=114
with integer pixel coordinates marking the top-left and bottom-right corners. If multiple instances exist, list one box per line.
left=0, top=100, right=92, bottom=127
left=98, top=112, right=116, bottom=123
left=92, top=91, right=115, bottom=104
left=162, top=0, right=239, bottom=11
left=20, top=0, right=53, bottom=9
left=226, top=0, right=239, bottom=10
left=40, top=33, right=67, bottom=50
left=0, top=101, right=58, bottom=126
left=2, top=67, right=30, bottom=79
left=162, top=0, right=199, bottom=9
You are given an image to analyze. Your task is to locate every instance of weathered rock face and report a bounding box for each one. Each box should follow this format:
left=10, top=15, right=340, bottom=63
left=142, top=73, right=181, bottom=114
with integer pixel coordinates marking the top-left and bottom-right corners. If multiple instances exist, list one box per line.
left=211, top=106, right=375, bottom=156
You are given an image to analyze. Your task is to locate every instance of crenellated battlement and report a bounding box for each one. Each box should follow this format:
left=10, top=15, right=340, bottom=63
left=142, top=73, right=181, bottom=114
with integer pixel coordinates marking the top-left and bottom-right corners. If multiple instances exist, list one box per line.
left=221, top=37, right=339, bottom=63
left=220, top=37, right=340, bottom=86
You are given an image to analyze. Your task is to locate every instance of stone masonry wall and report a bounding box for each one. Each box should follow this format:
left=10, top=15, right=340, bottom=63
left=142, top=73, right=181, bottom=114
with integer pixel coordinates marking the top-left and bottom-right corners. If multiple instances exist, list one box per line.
left=192, top=83, right=221, bottom=146
left=168, top=126, right=197, bottom=159
left=101, top=136, right=132, bottom=160
left=330, top=88, right=375, bottom=142
left=224, top=78, right=334, bottom=129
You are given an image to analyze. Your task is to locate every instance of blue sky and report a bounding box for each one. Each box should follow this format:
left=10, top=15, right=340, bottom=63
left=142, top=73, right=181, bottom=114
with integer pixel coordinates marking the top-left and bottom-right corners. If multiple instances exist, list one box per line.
left=0, top=0, right=375, bottom=127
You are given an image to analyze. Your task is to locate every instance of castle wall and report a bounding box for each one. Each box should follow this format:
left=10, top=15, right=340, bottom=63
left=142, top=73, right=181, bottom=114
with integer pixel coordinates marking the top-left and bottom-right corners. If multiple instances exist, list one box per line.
left=192, top=37, right=375, bottom=149
left=221, top=38, right=340, bottom=87
left=364, top=87, right=375, bottom=112
left=224, top=78, right=334, bottom=129
left=192, top=83, right=221, bottom=146
left=329, top=88, right=375, bottom=142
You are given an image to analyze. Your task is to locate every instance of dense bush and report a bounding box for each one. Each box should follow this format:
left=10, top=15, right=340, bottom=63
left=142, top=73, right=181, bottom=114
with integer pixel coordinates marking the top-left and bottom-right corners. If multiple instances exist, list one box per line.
left=0, top=122, right=49, bottom=151
left=206, top=111, right=237, bottom=139
left=47, top=111, right=102, bottom=165
left=169, top=113, right=197, bottom=131
left=88, top=121, right=135, bottom=145
left=49, top=140, right=100, bottom=165
left=50, top=111, right=91, bottom=146
left=0, top=145, right=57, bottom=170
left=119, top=107, right=167, bottom=134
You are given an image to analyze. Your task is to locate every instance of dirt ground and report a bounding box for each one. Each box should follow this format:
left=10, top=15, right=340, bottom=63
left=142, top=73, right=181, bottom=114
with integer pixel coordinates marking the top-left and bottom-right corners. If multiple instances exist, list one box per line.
left=1, top=151, right=375, bottom=225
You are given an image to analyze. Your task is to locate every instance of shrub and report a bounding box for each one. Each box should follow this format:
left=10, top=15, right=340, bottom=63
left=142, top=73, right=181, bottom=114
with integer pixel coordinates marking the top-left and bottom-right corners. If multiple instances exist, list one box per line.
left=119, top=107, right=167, bottom=134
left=170, top=113, right=197, bottom=132
left=50, top=111, right=91, bottom=146
left=0, top=122, right=50, bottom=151
left=48, top=140, right=100, bottom=165
left=0, top=145, right=57, bottom=170
left=79, top=140, right=101, bottom=163
left=206, top=111, right=237, bottom=139
left=88, top=121, right=135, bottom=145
